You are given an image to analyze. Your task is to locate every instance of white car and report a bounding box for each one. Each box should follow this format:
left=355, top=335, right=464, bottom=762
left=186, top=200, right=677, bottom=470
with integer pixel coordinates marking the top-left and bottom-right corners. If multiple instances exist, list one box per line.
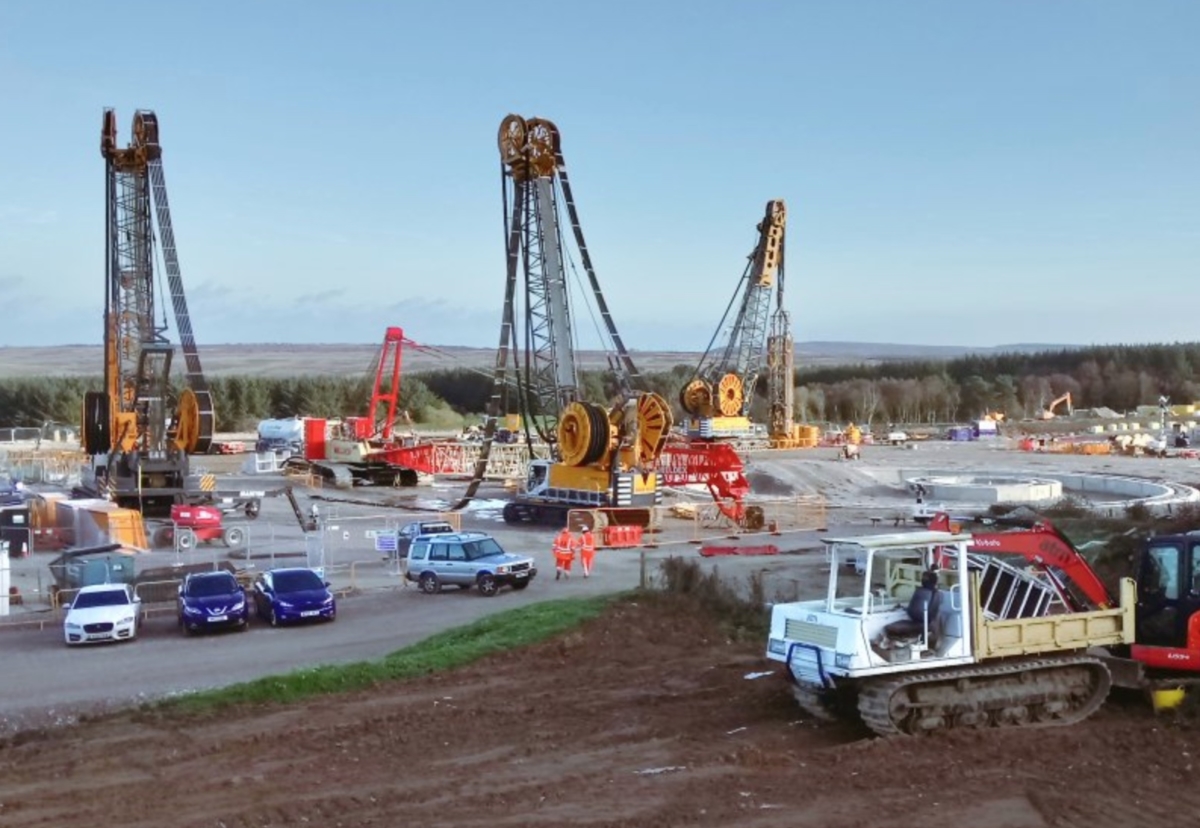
left=63, top=583, right=141, bottom=645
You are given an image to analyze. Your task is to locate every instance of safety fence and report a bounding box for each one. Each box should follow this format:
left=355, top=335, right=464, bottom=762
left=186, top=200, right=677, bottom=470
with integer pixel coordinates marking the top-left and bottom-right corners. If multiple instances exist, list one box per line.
left=566, top=495, right=826, bottom=551
left=0, top=449, right=82, bottom=486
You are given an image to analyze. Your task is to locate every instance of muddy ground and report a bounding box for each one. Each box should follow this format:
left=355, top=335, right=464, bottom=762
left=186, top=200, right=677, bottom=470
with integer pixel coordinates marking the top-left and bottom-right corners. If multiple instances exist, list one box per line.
left=2, top=594, right=1197, bottom=828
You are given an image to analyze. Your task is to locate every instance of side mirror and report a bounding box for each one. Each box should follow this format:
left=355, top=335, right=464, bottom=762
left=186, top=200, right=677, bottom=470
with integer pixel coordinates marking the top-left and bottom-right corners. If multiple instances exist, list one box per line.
left=323, top=581, right=331, bottom=588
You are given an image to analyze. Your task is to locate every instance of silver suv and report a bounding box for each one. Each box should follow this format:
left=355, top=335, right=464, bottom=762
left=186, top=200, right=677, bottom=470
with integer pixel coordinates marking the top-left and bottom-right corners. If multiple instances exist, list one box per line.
left=406, top=531, right=537, bottom=597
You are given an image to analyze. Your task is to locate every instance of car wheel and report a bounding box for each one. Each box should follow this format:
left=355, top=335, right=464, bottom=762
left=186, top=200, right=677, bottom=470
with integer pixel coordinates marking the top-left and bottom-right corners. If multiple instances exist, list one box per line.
left=419, top=573, right=441, bottom=594
left=510, top=580, right=530, bottom=591
left=477, top=574, right=499, bottom=597
left=177, top=529, right=196, bottom=551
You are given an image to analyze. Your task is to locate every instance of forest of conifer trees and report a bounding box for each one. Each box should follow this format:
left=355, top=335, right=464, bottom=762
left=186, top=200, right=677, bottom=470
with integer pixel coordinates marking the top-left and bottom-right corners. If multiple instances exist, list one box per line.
left=3, top=342, right=1197, bottom=431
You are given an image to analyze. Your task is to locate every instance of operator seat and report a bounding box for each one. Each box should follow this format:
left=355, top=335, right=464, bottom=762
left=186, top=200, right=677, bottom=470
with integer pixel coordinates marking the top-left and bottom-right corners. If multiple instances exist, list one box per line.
left=885, top=570, right=942, bottom=643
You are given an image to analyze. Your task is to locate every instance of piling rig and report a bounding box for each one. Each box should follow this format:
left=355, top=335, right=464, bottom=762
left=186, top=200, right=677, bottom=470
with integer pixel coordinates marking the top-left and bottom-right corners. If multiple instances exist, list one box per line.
left=681, top=200, right=811, bottom=449
left=79, top=109, right=214, bottom=517
left=446, top=115, right=671, bottom=526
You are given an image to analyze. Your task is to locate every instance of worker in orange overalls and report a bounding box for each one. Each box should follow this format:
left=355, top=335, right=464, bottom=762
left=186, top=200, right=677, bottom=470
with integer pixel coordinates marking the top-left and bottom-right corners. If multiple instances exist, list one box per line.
left=578, top=525, right=596, bottom=578
left=553, top=526, right=575, bottom=580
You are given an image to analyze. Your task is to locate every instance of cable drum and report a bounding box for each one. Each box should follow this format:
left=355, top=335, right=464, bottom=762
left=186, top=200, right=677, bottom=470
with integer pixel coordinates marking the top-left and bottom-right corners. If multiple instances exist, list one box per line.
left=680, top=379, right=714, bottom=418
left=717, top=373, right=744, bottom=417
left=557, top=402, right=612, bottom=467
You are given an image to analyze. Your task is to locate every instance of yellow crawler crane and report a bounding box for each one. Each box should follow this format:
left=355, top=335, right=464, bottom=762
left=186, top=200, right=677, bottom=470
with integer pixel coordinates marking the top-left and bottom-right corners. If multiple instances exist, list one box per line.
left=79, top=109, right=215, bottom=517
left=681, top=200, right=818, bottom=449
left=453, top=114, right=672, bottom=526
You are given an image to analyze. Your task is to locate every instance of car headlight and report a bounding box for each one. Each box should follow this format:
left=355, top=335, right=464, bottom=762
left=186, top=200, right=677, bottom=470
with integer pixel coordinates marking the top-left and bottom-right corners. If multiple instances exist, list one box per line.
left=496, top=565, right=510, bottom=574
left=322, top=594, right=334, bottom=605
left=834, top=653, right=852, bottom=669
left=277, top=600, right=294, bottom=608
left=118, top=615, right=135, bottom=625
left=184, top=605, right=202, bottom=616
left=65, top=622, right=82, bottom=631
left=767, top=638, right=787, bottom=656
left=231, top=600, right=245, bottom=611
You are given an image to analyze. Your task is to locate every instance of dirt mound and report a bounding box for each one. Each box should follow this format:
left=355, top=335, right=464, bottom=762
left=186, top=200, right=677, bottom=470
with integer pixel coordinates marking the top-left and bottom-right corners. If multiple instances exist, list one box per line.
left=2, top=596, right=1198, bottom=827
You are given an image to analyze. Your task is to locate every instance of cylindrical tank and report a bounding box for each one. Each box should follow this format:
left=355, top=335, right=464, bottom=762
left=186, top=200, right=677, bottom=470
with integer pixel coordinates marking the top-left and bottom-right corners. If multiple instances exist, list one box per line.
left=257, top=418, right=305, bottom=444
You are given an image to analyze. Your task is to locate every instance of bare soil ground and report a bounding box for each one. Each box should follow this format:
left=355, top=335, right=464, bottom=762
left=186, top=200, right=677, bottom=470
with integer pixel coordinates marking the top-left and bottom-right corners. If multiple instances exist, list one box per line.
left=3, top=593, right=1197, bottom=828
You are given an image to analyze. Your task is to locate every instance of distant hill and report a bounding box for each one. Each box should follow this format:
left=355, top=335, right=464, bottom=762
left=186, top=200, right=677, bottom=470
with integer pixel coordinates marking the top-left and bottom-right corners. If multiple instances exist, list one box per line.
left=0, top=341, right=1080, bottom=379
left=796, top=341, right=1075, bottom=365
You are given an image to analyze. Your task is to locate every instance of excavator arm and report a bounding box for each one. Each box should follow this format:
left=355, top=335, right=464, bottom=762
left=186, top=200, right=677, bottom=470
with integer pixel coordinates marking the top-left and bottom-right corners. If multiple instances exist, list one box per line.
left=929, top=512, right=1113, bottom=610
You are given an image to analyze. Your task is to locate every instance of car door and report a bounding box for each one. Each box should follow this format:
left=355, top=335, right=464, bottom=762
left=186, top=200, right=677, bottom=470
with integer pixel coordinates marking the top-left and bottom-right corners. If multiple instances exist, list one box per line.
left=428, top=541, right=453, bottom=583
left=254, top=575, right=273, bottom=615
left=444, top=542, right=469, bottom=585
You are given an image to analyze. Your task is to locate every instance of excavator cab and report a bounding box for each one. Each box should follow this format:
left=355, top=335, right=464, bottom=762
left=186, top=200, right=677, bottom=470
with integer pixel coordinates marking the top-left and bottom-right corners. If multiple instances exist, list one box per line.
left=1136, top=534, right=1200, bottom=649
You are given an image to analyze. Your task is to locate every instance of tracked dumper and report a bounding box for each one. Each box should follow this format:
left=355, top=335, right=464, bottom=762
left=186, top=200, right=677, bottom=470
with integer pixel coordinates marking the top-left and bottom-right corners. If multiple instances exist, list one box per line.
left=766, top=530, right=1136, bottom=736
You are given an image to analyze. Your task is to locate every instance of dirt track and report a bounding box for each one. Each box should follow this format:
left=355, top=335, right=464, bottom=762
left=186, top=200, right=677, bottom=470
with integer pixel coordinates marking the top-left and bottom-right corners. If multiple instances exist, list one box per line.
left=2, top=593, right=1198, bottom=828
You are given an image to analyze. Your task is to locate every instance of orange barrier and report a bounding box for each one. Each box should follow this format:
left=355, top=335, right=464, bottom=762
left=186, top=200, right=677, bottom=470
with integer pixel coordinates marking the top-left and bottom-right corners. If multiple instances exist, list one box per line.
left=604, top=525, right=643, bottom=548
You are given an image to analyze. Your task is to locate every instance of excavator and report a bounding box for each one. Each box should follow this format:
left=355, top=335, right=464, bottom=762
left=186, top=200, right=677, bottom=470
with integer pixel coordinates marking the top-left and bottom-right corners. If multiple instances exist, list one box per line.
left=79, top=109, right=215, bottom=517
left=1039, top=392, right=1073, bottom=420
left=928, top=511, right=1200, bottom=677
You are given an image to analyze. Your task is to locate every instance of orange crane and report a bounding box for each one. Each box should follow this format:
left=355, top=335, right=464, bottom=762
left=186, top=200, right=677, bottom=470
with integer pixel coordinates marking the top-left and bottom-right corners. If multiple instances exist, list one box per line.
left=80, top=109, right=214, bottom=517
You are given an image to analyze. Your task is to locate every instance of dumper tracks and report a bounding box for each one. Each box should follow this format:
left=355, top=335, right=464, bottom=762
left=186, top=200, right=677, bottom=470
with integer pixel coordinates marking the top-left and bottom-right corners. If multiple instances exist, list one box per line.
left=858, top=655, right=1112, bottom=736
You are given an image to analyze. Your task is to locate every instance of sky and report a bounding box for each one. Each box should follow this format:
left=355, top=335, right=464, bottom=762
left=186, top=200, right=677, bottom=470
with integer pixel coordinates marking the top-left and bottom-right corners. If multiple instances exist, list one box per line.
left=1, top=1, right=1198, bottom=353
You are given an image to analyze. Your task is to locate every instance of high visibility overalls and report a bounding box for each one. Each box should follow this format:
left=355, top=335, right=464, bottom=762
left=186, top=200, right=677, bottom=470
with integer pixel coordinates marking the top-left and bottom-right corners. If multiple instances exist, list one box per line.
left=553, top=527, right=575, bottom=580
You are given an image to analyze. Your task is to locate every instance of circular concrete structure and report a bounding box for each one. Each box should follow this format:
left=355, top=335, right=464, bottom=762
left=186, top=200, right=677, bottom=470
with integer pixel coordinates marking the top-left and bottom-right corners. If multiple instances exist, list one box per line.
left=907, top=474, right=1063, bottom=505
left=898, top=468, right=1200, bottom=515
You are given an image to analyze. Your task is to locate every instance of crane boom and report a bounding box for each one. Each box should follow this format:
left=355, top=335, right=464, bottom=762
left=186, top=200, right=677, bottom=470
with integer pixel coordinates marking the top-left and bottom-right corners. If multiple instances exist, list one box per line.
left=455, top=115, right=672, bottom=523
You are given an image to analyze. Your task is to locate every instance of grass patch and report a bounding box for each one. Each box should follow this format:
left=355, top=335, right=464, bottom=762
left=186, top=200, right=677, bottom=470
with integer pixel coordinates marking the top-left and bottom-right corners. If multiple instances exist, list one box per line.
left=164, top=595, right=616, bottom=713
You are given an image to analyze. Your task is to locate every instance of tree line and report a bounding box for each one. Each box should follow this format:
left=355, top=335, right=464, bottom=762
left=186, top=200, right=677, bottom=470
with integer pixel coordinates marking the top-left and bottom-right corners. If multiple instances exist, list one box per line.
left=2, top=342, right=1198, bottom=431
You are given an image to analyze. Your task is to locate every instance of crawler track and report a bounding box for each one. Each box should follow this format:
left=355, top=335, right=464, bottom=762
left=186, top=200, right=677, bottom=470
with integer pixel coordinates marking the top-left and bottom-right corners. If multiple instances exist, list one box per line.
left=858, top=655, right=1112, bottom=736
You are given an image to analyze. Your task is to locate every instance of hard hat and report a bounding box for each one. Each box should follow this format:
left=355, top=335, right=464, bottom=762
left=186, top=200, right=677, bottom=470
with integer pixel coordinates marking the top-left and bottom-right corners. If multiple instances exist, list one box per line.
left=582, top=526, right=590, bottom=532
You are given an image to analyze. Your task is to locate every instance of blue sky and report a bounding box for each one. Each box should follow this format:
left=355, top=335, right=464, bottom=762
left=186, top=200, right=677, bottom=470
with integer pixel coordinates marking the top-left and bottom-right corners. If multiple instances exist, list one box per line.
left=1, top=1, right=1197, bottom=351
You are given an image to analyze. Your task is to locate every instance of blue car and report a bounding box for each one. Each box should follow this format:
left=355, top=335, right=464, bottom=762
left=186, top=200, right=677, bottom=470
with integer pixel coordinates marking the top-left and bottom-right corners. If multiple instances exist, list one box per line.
left=177, top=571, right=249, bottom=635
left=252, top=567, right=337, bottom=626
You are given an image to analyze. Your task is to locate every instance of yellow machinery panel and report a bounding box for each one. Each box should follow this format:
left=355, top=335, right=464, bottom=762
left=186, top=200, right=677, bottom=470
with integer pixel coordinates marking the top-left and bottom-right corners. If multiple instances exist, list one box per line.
left=548, top=463, right=611, bottom=493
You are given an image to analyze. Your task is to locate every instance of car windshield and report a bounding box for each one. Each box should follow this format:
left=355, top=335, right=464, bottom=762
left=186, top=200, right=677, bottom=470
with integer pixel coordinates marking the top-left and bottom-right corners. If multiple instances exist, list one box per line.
left=73, top=589, right=130, bottom=609
left=462, top=538, right=505, bottom=561
left=186, top=575, right=238, bottom=597
left=273, top=570, right=324, bottom=592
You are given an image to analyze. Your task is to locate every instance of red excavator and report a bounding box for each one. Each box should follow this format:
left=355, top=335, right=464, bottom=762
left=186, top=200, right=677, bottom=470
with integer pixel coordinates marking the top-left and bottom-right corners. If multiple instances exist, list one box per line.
left=930, top=511, right=1200, bottom=677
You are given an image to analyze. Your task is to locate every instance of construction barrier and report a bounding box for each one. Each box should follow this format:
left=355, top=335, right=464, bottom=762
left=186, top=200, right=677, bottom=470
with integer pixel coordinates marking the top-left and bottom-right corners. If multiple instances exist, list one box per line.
left=567, top=496, right=826, bottom=550
left=604, top=524, right=643, bottom=548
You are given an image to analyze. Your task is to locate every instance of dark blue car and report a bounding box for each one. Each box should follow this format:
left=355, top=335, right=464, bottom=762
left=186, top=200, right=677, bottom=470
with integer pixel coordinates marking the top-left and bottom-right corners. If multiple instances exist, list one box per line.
left=252, top=567, right=337, bottom=627
left=177, top=571, right=249, bottom=634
